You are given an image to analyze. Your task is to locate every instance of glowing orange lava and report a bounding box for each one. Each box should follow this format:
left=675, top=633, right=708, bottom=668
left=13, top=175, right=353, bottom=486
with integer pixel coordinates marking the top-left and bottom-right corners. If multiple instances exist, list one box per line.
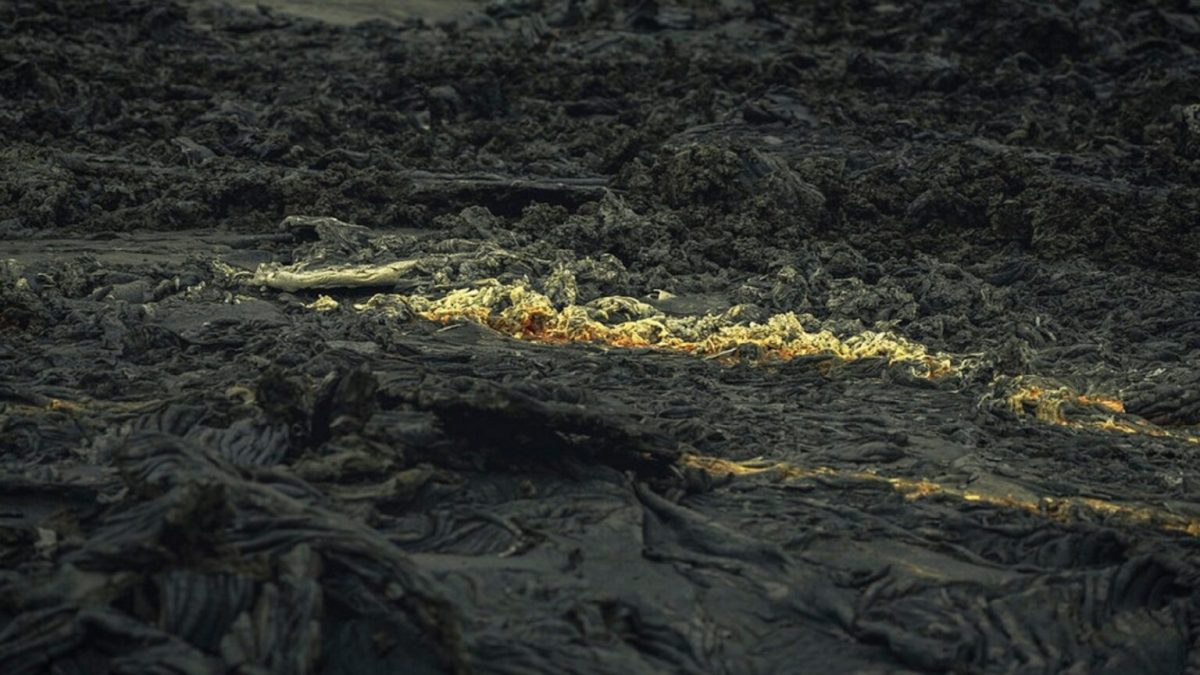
left=685, top=455, right=1200, bottom=537
left=1004, top=379, right=1199, bottom=445
left=356, top=282, right=957, bottom=378
left=331, top=284, right=1200, bottom=445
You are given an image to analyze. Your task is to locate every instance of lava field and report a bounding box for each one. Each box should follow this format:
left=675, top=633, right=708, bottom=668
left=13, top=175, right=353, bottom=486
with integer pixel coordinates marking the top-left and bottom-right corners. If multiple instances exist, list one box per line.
left=3, top=0, right=1200, bottom=673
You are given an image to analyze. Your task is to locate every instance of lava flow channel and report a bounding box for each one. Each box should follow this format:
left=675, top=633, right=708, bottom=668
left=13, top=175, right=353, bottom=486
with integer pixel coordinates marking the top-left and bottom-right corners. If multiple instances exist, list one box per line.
left=294, top=280, right=1200, bottom=446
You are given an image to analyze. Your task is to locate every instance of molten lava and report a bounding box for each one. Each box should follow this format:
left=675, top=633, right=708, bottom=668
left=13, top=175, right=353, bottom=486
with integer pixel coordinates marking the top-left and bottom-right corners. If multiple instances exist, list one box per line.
left=685, top=455, right=1200, bottom=537
left=355, top=281, right=957, bottom=377
left=291, top=280, right=1200, bottom=447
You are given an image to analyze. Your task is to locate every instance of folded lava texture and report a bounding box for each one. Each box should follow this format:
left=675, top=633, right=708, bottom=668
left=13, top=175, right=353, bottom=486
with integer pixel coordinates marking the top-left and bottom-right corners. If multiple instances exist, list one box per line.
left=3, top=1, right=1200, bottom=673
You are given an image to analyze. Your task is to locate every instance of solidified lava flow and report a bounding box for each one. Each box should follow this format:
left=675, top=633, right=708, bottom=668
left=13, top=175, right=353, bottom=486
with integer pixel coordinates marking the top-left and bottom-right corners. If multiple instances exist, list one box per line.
left=3, top=1, right=1200, bottom=674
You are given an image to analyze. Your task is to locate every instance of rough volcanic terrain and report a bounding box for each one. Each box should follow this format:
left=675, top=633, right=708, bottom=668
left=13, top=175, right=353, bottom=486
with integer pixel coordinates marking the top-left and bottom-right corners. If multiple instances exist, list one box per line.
left=3, top=1, right=1200, bottom=673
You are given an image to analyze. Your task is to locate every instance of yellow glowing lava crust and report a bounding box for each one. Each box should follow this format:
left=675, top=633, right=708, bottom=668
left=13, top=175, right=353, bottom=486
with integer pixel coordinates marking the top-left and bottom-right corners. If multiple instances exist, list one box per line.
left=345, top=280, right=1198, bottom=445
left=356, top=281, right=957, bottom=377
left=1004, top=378, right=1199, bottom=445
left=279, top=274, right=1200, bottom=449
left=685, top=455, right=1200, bottom=537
